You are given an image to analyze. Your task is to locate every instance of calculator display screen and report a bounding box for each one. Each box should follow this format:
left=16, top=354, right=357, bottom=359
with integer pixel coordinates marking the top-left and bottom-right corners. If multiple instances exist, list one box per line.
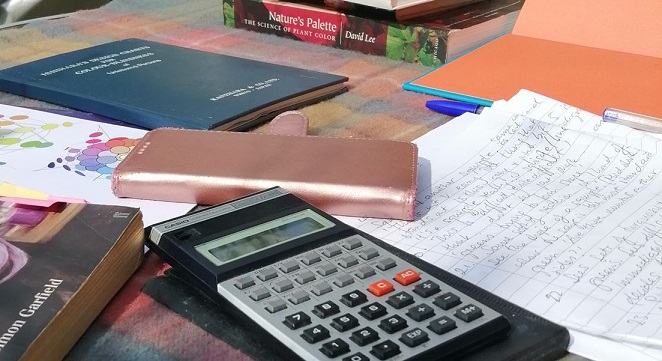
left=195, top=209, right=335, bottom=266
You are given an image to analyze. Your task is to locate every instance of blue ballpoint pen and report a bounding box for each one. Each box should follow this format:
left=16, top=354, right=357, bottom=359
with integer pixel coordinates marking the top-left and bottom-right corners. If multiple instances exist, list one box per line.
left=426, top=100, right=486, bottom=117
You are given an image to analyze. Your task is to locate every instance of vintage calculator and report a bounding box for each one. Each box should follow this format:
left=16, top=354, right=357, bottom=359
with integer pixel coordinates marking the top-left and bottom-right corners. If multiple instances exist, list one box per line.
left=146, top=187, right=511, bottom=361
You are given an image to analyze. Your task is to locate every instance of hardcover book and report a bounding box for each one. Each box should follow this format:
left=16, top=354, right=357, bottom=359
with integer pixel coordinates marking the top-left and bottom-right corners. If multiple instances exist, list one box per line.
left=315, top=0, right=483, bottom=21
left=0, top=38, right=348, bottom=131
left=0, top=201, right=144, bottom=361
left=223, top=0, right=523, bottom=67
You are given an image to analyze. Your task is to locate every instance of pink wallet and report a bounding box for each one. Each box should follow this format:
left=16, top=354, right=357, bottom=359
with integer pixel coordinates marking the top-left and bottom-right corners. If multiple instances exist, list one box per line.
left=111, top=127, right=418, bottom=220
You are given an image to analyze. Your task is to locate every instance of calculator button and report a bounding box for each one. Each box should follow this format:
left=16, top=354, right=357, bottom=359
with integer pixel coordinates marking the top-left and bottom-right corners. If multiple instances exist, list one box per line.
left=376, top=258, right=396, bottom=271
left=370, top=340, right=401, bottom=360
left=322, top=244, right=343, bottom=257
left=350, top=326, right=380, bottom=346
left=342, top=352, right=370, bottom=361
left=317, top=262, right=338, bottom=276
left=358, top=247, right=379, bottom=260
left=399, top=328, right=429, bottom=347
left=427, top=316, right=457, bottom=335
left=279, top=259, right=300, bottom=273
left=313, top=301, right=340, bottom=318
left=320, top=339, right=350, bottom=358
left=379, top=315, right=408, bottom=334
left=386, top=291, right=415, bottom=309
left=433, top=292, right=462, bottom=310
left=341, top=290, right=368, bottom=307
left=406, top=303, right=435, bottom=321
left=289, top=290, right=310, bottom=305
left=273, top=279, right=294, bottom=292
left=355, top=265, right=376, bottom=279
left=455, top=304, right=484, bottom=322
left=265, top=298, right=287, bottom=313
left=331, top=313, right=360, bottom=332
left=342, top=236, right=363, bottom=250
left=312, top=282, right=333, bottom=296
left=283, top=311, right=312, bottom=330
left=368, top=279, right=394, bottom=297
left=302, top=252, right=322, bottom=265
left=394, top=268, right=420, bottom=286
left=257, top=267, right=279, bottom=281
left=334, top=274, right=355, bottom=287
left=413, top=280, right=440, bottom=298
left=234, top=275, right=255, bottom=290
left=338, top=255, right=359, bottom=268
left=249, top=286, right=271, bottom=301
left=301, top=325, right=330, bottom=343
left=359, top=302, right=387, bottom=320
left=295, top=270, right=316, bottom=284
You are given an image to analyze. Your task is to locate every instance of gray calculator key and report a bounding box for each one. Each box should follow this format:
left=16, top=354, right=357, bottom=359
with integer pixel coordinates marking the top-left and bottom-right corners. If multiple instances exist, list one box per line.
left=266, top=298, right=287, bottom=313
left=289, top=290, right=311, bottom=305
left=355, top=265, right=376, bottom=279
left=273, top=279, right=294, bottom=292
left=359, top=247, right=379, bottom=260
left=322, top=244, right=342, bottom=257
left=342, top=236, right=363, bottom=250
left=376, top=257, right=396, bottom=271
left=318, top=263, right=338, bottom=276
left=302, top=252, right=322, bottom=265
left=258, top=267, right=278, bottom=281
left=234, top=275, right=255, bottom=290
left=312, top=282, right=333, bottom=296
left=338, top=255, right=359, bottom=268
left=333, top=274, right=355, bottom=287
left=280, top=259, right=300, bottom=273
left=295, top=270, right=316, bottom=284
left=249, top=286, right=271, bottom=301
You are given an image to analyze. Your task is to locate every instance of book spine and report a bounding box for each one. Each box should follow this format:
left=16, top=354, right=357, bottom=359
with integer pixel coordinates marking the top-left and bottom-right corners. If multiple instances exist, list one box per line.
left=222, top=0, right=449, bottom=67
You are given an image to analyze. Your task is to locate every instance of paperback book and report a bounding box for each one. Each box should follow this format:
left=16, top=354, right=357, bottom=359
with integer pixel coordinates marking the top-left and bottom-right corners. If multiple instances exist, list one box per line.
left=223, top=0, right=523, bottom=67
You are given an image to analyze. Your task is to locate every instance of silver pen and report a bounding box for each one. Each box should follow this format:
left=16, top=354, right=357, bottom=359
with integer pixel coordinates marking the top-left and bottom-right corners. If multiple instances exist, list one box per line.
left=602, top=108, right=662, bottom=133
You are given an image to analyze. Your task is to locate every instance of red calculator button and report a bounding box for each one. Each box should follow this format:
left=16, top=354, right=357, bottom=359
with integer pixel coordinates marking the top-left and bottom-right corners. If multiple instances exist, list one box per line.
left=394, top=269, right=420, bottom=286
left=368, top=279, right=394, bottom=296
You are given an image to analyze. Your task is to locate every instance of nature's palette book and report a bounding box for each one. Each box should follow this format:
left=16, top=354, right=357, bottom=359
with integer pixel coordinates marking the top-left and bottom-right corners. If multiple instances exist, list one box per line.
left=0, top=201, right=144, bottom=361
left=0, top=38, right=348, bottom=131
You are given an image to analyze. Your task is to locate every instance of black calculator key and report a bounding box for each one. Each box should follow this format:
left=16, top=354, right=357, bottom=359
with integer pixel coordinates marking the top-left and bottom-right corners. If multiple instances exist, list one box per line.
left=359, top=302, right=388, bottom=320
left=320, top=338, right=350, bottom=358
left=342, top=352, right=370, bottom=361
left=331, top=313, right=360, bottom=332
left=455, top=304, right=484, bottom=322
left=370, top=340, right=401, bottom=360
left=301, top=325, right=330, bottom=343
left=386, top=291, right=415, bottom=309
left=428, top=316, right=457, bottom=335
left=399, top=328, right=429, bottom=347
left=406, top=303, right=435, bottom=321
left=350, top=326, right=380, bottom=346
left=313, top=301, right=341, bottom=318
left=378, top=315, right=408, bottom=334
left=413, top=280, right=441, bottom=297
left=433, top=292, right=462, bottom=310
left=341, top=290, right=368, bottom=307
left=283, top=311, right=311, bottom=330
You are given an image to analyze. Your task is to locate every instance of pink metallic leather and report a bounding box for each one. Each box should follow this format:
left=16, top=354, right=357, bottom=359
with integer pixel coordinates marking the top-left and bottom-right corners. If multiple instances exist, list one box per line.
left=112, top=128, right=418, bottom=220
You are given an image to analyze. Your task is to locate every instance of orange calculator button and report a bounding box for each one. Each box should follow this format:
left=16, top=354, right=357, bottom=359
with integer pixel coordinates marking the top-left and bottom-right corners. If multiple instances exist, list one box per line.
left=368, top=279, right=394, bottom=296
left=394, top=268, right=420, bottom=286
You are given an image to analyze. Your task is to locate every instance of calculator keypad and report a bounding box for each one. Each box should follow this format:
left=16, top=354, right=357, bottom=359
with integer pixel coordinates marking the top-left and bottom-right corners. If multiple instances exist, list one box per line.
left=219, top=235, right=507, bottom=361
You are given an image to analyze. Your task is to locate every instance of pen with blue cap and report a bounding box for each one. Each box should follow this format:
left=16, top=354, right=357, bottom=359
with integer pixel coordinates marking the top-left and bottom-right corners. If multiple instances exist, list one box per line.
left=425, top=99, right=486, bottom=117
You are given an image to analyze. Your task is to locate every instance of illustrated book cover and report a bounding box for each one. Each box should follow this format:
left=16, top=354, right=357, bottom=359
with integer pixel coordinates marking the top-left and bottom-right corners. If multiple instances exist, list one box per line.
left=0, top=201, right=144, bottom=361
left=0, top=38, right=349, bottom=131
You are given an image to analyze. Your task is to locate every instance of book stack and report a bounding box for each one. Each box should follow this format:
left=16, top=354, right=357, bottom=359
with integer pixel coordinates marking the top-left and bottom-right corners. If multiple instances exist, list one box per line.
left=222, top=0, right=524, bottom=66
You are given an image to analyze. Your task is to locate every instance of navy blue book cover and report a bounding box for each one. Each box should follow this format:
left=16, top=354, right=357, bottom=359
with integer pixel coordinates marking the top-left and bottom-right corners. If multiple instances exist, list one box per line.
left=0, top=38, right=348, bottom=130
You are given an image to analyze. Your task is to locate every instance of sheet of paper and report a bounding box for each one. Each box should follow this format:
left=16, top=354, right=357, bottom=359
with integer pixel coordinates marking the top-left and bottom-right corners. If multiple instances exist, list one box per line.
left=339, top=107, right=662, bottom=358
left=0, top=104, right=192, bottom=225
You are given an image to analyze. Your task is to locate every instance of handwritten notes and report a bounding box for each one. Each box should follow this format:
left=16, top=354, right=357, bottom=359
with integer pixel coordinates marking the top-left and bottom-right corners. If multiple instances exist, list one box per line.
left=341, top=102, right=662, bottom=352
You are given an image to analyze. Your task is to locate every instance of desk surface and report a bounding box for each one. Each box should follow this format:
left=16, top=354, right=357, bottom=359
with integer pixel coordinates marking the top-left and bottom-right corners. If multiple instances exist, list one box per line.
left=0, top=0, right=586, bottom=360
